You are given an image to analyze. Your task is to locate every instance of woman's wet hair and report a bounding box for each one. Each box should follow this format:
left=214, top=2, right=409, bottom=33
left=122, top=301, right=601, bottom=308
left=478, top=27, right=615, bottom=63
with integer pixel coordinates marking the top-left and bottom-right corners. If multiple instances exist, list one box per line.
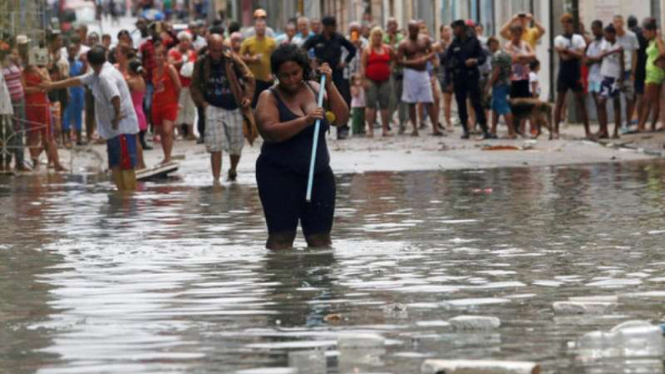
left=129, top=59, right=143, bottom=75
left=270, top=44, right=312, bottom=81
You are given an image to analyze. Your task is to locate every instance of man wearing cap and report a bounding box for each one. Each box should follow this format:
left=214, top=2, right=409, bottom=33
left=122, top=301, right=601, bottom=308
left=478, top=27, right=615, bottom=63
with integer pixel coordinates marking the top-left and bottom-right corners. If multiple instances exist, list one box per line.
left=445, top=20, right=495, bottom=139
left=240, top=11, right=277, bottom=108
left=302, top=16, right=356, bottom=139
left=243, top=9, right=275, bottom=39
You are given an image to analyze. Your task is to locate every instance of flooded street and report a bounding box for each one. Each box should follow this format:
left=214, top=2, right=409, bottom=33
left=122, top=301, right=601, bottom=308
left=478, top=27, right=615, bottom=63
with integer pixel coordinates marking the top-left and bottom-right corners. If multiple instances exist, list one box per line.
left=3, top=161, right=665, bottom=373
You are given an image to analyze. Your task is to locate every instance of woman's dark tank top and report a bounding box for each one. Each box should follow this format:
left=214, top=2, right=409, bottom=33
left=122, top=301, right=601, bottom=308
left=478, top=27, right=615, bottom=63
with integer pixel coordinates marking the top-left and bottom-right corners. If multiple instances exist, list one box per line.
left=260, top=82, right=330, bottom=175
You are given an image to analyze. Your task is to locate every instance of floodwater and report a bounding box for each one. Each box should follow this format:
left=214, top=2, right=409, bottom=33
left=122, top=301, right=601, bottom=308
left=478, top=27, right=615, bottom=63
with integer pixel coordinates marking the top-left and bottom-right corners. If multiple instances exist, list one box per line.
left=3, top=161, right=665, bottom=374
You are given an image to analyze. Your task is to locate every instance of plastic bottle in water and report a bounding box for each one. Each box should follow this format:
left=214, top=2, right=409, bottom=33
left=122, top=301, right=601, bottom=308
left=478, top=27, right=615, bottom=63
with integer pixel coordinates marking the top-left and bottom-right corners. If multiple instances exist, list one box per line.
left=611, top=321, right=664, bottom=358
left=288, top=350, right=326, bottom=374
left=576, top=330, right=617, bottom=361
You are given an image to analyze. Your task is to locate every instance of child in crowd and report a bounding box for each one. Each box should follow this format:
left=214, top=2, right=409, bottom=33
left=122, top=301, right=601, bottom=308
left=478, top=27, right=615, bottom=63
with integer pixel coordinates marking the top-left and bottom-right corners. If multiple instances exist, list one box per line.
left=529, top=60, right=541, bottom=98
left=350, top=74, right=366, bottom=136
left=597, top=24, right=625, bottom=139
left=486, top=37, right=517, bottom=138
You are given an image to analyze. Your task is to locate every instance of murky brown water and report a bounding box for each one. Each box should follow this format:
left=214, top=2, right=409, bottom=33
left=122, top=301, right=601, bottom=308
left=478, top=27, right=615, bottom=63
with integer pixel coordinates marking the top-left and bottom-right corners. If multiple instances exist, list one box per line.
left=3, top=161, right=665, bottom=373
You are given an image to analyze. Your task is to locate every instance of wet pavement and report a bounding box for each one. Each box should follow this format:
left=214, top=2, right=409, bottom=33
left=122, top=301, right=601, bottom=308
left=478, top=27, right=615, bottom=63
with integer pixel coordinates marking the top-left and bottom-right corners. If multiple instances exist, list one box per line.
left=3, top=160, right=665, bottom=373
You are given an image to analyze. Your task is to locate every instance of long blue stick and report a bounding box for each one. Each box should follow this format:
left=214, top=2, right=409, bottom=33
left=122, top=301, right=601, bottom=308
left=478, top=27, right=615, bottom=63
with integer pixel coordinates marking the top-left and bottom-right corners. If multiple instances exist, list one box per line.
left=306, top=74, right=327, bottom=202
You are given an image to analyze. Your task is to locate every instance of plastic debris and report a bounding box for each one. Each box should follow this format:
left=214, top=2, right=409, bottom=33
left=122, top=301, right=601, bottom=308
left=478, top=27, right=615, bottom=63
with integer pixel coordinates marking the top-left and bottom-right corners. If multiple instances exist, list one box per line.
left=288, top=350, right=326, bottom=374
left=576, top=320, right=665, bottom=361
left=552, top=301, right=617, bottom=315
left=448, top=316, right=501, bottom=330
left=337, top=333, right=385, bottom=349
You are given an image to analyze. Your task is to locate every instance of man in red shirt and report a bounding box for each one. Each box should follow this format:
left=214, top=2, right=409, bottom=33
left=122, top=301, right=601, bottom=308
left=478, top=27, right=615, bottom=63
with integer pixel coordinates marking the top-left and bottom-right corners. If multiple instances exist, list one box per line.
left=168, top=31, right=197, bottom=140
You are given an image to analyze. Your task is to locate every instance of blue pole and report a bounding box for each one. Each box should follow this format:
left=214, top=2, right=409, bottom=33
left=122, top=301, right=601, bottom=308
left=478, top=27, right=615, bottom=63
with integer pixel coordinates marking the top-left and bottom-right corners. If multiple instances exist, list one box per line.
left=305, top=74, right=327, bottom=203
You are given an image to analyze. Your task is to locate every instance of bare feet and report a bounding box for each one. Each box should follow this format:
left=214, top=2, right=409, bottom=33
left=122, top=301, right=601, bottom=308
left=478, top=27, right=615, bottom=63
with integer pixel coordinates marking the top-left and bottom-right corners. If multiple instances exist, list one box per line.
left=612, top=132, right=620, bottom=139
left=382, top=132, right=393, bottom=137
left=431, top=131, right=444, bottom=137
left=16, top=164, right=31, bottom=172
left=54, top=164, right=67, bottom=172
left=596, top=131, right=609, bottom=139
left=410, top=130, right=419, bottom=137
left=551, top=132, right=561, bottom=140
left=366, top=132, right=374, bottom=138
left=159, top=159, right=172, bottom=165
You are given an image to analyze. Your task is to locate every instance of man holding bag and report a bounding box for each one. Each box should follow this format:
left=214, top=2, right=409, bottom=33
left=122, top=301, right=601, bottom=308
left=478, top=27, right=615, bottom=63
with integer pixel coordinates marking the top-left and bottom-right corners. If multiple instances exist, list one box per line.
left=169, top=32, right=198, bottom=140
left=190, top=34, right=255, bottom=184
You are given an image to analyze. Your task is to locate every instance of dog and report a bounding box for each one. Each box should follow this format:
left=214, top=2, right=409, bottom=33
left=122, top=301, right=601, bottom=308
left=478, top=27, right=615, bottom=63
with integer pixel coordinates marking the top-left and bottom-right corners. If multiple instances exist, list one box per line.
left=509, top=98, right=554, bottom=140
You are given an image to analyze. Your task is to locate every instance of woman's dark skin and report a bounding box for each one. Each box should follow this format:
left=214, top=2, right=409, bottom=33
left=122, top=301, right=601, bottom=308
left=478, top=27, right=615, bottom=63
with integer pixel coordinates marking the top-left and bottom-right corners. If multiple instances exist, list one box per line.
left=255, top=62, right=349, bottom=250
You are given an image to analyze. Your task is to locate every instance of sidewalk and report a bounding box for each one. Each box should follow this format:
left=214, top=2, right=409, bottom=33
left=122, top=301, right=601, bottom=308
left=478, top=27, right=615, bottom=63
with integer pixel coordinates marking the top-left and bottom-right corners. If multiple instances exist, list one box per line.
left=40, top=124, right=659, bottom=180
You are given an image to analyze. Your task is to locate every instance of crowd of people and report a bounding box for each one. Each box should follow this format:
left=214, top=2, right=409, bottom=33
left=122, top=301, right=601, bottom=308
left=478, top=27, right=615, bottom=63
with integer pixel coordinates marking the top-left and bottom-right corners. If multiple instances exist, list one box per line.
left=1, top=8, right=664, bottom=180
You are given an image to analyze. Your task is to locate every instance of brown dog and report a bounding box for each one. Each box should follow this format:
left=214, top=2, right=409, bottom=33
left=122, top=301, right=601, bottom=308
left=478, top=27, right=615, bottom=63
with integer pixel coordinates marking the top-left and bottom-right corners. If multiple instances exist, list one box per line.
left=510, top=98, right=554, bottom=140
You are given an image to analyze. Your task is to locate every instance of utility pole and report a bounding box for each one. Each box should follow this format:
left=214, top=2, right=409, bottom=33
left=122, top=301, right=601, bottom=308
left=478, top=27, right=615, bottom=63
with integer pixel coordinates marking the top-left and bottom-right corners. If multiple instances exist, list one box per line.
left=571, top=0, right=580, bottom=33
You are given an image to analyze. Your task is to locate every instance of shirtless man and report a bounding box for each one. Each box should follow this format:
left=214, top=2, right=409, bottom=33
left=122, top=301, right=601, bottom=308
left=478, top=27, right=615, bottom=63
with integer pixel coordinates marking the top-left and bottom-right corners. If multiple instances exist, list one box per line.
left=397, top=20, right=442, bottom=136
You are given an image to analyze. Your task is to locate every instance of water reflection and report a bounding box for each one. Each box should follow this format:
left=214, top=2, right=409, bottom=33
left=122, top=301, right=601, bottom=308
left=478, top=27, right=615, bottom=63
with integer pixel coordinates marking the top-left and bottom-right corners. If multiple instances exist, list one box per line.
left=3, top=160, right=665, bottom=373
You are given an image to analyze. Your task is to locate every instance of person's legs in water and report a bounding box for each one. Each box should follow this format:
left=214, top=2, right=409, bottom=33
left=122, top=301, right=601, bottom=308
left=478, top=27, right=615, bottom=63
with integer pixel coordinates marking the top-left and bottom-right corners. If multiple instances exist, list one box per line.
left=650, top=83, right=662, bottom=131
left=267, top=232, right=297, bottom=250
left=366, top=106, right=377, bottom=137
left=44, top=130, right=66, bottom=172
left=591, top=91, right=603, bottom=136
left=408, top=103, right=418, bottom=136
left=256, top=156, right=301, bottom=250
left=442, top=88, right=453, bottom=131
left=454, top=82, right=470, bottom=138
left=612, top=94, right=622, bottom=138
left=159, top=119, right=174, bottom=164
left=380, top=108, right=392, bottom=136
left=468, top=79, right=492, bottom=138
left=302, top=167, right=336, bottom=248
left=553, top=89, right=568, bottom=139
left=196, top=106, right=205, bottom=144
left=597, top=94, right=609, bottom=138
left=637, top=83, right=657, bottom=132
left=574, top=90, right=591, bottom=138
left=107, top=134, right=137, bottom=191
left=228, top=154, right=240, bottom=181
left=11, top=101, right=28, bottom=171
left=135, top=134, right=146, bottom=170
left=210, top=151, right=222, bottom=182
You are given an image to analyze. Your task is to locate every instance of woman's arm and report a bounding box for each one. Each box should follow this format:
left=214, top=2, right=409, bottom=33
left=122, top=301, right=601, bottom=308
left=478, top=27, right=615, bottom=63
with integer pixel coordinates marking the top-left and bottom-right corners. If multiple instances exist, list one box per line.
left=168, top=64, right=181, bottom=95
left=315, top=64, right=349, bottom=126
left=255, top=89, right=319, bottom=142
left=360, top=47, right=368, bottom=79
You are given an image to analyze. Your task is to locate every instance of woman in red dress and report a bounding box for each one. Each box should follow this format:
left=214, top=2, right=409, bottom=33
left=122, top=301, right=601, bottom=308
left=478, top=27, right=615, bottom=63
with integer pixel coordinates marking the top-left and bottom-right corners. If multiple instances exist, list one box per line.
left=23, top=63, right=65, bottom=171
left=151, top=42, right=181, bottom=164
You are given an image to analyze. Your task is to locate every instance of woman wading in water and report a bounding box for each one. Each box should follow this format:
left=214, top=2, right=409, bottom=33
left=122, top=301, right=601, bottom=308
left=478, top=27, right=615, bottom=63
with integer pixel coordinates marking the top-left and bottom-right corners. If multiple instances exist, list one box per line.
left=254, top=44, right=349, bottom=250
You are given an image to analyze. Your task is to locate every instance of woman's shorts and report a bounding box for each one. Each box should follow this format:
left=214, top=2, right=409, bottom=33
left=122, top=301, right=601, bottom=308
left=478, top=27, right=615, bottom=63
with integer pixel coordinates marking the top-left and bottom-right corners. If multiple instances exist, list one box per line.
left=491, top=85, right=511, bottom=116
left=365, top=79, right=391, bottom=109
left=151, top=102, right=178, bottom=127
left=256, top=155, right=336, bottom=237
